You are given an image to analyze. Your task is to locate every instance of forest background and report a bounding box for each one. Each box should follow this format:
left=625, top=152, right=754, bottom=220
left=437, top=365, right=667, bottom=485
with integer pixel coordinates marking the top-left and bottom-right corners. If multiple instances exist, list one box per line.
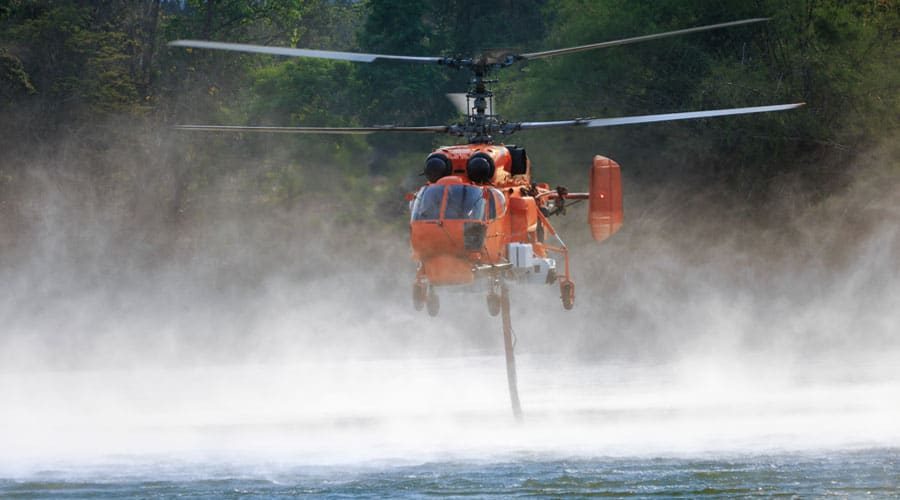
left=0, top=0, right=898, bottom=363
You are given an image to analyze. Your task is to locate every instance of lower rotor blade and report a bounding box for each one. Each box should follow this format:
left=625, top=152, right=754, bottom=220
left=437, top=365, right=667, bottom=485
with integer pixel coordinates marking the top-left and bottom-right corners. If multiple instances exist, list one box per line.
left=174, top=125, right=452, bottom=134
left=514, top=103, right=805, bottom=131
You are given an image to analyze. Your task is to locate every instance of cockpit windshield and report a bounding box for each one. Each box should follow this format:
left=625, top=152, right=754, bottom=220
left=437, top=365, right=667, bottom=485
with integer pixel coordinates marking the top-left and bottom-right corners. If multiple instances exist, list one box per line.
left=444, top=185, right=485, bottom=220
left=411, top=185, right=444, bottom=221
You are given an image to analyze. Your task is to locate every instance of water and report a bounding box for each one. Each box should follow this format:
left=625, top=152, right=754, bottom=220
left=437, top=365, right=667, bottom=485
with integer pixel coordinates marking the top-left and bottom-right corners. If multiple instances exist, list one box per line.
left=3, top=451, right=898, bottom=497
left=2, top=356, right=898, bottom=497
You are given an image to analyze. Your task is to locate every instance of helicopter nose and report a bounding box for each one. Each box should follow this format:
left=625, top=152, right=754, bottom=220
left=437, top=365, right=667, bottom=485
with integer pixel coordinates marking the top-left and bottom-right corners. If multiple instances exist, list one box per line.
left=411, top=222, right=466, bottom=257
left=410, top=221, right=483, bottom=285
left=411, top=220, right=486, bottom=257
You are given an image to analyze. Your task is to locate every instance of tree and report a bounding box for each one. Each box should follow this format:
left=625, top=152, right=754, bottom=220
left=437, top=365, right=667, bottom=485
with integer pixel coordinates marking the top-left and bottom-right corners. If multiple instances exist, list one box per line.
left=506, top=0, right=899, bottom=199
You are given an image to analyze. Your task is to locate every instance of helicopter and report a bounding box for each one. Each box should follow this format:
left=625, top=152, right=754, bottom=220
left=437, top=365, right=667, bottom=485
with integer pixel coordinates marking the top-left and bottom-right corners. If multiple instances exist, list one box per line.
left=170, top=17, right=804, bottom=318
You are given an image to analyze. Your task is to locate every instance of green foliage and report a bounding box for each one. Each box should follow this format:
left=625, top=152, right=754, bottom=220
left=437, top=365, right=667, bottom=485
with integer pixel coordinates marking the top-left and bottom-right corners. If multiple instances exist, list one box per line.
left=0, top=47, right=34, bottom=101
left=507, top=0, right=899, bottom=196
left=354, top=0, right=451, bottom=172
left=1, top=3, right=144, bottom=112
left=250, top=59, right=358, bottom=126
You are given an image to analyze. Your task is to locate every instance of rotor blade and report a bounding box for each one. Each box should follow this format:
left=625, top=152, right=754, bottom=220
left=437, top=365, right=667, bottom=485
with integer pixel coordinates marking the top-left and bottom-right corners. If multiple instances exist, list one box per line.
left=173, top=124, right=452, bottom=134
left=519, top=18, right=769, bottom=61
left=513, top=103, right=805, bottom=131
left=168, top=40, right=444, bottom=64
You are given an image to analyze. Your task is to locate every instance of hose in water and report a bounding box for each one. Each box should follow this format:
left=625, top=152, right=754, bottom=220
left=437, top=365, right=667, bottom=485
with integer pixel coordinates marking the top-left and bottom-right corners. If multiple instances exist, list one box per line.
left=500, top=283, right=523, bottom=421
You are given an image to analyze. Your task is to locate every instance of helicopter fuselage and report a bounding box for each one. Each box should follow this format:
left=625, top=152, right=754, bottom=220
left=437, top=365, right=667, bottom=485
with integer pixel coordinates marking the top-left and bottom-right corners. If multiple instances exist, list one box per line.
left=408, top=143, right=621, bottom=314
left=410, top=143, right=545, bottom=281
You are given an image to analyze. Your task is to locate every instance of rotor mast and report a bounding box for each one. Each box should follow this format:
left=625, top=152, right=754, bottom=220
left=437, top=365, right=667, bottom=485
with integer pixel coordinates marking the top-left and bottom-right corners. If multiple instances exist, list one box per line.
left=440, top=55, right=515, bottom=143
left=467, top=65, right=496, bottom=143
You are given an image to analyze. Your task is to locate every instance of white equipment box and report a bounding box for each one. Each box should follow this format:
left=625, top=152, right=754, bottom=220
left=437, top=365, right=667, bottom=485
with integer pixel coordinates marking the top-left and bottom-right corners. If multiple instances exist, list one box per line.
left=507, top=243, right=557, bottom=284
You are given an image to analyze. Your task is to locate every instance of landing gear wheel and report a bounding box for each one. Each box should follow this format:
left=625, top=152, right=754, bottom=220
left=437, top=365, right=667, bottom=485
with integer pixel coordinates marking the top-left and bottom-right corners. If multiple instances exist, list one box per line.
left=560, top=280, right=575, bottom=310
left=426, top=287, right=440, bottom=317
left=486, top=293, right=501, bottom=316
left=413, top=282, right=427, bottom=311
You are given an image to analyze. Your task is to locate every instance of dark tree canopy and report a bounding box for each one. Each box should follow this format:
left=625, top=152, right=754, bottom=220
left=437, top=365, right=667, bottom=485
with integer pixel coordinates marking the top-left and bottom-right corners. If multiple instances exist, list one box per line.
left=0, top=0, right=896, bottom=218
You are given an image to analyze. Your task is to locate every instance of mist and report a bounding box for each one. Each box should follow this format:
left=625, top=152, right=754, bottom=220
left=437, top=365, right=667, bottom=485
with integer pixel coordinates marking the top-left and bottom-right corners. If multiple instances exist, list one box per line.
left=1, top=123, right=898, bottom=474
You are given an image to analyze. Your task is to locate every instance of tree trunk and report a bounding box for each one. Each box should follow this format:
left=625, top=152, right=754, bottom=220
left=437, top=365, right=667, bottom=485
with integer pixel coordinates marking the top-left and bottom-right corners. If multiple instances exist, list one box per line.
left=140, top=0, right=161, bottom=97
left=203, top=0, right=217, bottom=39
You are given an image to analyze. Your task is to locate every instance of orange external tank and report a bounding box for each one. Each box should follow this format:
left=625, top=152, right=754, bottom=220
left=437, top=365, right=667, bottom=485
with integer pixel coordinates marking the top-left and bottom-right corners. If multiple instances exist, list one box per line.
left=588, top=155, right=623, bottom=242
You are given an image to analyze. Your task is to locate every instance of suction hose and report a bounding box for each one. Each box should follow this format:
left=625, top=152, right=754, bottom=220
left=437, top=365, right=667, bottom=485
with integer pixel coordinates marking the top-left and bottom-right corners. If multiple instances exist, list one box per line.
left=500, top=283, right=523, bottom=421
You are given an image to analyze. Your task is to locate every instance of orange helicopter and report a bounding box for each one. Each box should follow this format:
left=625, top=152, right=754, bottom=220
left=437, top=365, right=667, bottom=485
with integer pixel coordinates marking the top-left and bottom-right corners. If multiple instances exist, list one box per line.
left=170, top=17, right=804, bottom=317
left=406, top=142, right=618, bottom=316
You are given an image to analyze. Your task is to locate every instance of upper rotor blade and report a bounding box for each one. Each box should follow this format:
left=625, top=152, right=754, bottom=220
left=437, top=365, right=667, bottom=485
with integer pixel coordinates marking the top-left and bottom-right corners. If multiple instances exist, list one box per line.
left=168, top=40, right=444, bottom=64
left=519, top=18, right=769, bottom=61
left=173, top=124, right=452, bottom=134
left=514, top=103, right=805, bottom=131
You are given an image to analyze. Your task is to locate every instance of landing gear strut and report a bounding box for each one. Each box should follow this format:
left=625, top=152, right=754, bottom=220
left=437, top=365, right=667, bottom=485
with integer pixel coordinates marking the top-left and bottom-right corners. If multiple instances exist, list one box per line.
left=413, top=281, right=427, bottom=311
left=486, top=278, right=501, bottom=316
left=486, top=293, right=501, bottom=316
left=426, top=286, right=440, bottom=317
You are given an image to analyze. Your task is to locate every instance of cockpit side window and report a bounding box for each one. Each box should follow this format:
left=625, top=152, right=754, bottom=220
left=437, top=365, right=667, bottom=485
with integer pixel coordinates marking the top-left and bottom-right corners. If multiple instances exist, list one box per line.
left=491, top=188, right=506, bottom=218
left=444, top=185, right=485, bottom=220
left=411, top=185, right=444, bottom=221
